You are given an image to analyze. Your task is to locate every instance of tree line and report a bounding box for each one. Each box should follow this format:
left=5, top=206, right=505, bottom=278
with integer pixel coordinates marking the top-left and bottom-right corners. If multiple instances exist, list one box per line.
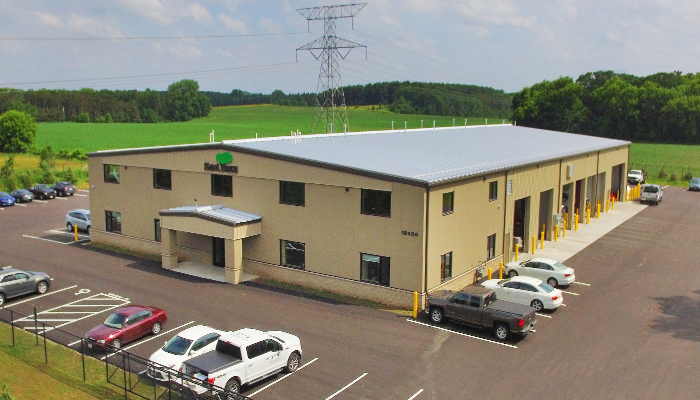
left=0, top=79, right=212, bottom=123
left=203, top=81, right=513, bottom=118
left=512, top=71, right=700, bottom=144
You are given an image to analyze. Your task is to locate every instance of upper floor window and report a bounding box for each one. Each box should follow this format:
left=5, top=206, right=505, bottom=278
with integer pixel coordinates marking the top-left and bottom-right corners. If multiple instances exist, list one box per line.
left=211, top=174, right=232, bottom=197
left=104, top=164, right=120, bottom=184
left=361, top=189, right=391, bottom=217
left=279, top=181, right=305, bottom=206
left=153, top=169, right=172, bottom=190
left=489, top=181, right=498, bottom=201
left=442, top=192, right=454, bottom=215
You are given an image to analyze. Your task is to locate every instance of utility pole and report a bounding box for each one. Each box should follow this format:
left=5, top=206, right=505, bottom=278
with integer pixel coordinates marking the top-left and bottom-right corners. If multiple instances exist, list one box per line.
left=297, top=3, right=367, bottom=134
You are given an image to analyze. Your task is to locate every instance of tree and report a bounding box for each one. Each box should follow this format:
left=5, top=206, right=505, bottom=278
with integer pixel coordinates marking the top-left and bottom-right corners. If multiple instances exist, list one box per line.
left=511, top=77, right=585, bottom=132
left=0, top=110, right=37, bottom=153
left=1, top=100, right=38, bottom=119
left=75, top=112, right=89, bottom=123
left=165, top=79, right=212, bottom=122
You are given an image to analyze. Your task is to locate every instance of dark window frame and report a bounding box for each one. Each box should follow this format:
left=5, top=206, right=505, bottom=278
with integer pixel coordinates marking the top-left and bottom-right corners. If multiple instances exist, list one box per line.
left=211, top=174, right=233, bottom=197
left=154, top=219, right=161, bottom=242
left=105, top=211, right=122, bottom=234
left=104, top=164, right=120, bottom=184
left=279, top=181, right=305, bottom=206
left=489, top=181, right=498, bottom=201
left=361, top=189, right=391, bottom=218
left=153, top=169, right=172, bottom=190
left=360, top=253, right=390, bottom=287
left=487, top=233, right=496, bottom=260
left=442, top=192, right=454, bottom=215
left=441, top=252, right=453, bottom=282
left=280, top=239, right=305, bottom=270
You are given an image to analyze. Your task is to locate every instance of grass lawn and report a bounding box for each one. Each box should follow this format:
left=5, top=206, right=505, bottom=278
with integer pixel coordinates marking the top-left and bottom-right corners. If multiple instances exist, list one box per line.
left=629, top=143, right=700, bottom=186
left=0, top=154, right=86, bottom=171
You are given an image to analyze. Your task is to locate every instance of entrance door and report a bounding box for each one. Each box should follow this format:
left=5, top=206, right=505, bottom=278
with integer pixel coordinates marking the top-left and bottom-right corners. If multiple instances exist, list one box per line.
left=538, top=189, right=553, bottom=240
left=513, top=197, right=528, bottom=250
left=575, top=179, right=582, bottom=221
left=212, top=237, right=225, bottom=267
left=562, top=183, right=573, bottom=229
left=611, top=164, right=624, bottom=200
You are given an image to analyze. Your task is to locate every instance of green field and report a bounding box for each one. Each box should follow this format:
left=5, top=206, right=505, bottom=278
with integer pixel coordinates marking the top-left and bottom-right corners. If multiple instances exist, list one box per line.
left=629, top=143, right=700, bottom=186
left=37, top=105, right=498, bottom=153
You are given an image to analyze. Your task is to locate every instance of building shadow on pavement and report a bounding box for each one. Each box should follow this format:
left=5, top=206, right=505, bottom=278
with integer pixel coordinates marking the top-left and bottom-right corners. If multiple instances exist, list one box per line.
left=650, top=290, right=700, bottom=342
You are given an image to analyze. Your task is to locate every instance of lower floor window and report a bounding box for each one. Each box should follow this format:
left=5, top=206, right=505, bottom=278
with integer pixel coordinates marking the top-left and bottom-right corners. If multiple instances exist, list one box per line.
left=280, top=240, right=305, bottom=270
left=106, top=211, right=121, bottom=234
left=360, top=253, right=390, bottom=287
left=487, top=233, right=496, bottom=260
left=154, top=219, right=161, bottom=242
left=441, top=252, right=452, bottom=282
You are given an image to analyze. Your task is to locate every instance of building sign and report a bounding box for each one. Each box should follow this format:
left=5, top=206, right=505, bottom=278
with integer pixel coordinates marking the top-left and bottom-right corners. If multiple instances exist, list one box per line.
left=205, top=152, right=238, bottom=173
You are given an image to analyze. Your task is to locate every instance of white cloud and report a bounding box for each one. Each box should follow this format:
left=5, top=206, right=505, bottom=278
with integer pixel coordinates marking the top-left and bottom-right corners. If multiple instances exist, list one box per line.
left=188, top=3, right=213, bottom=24
left=34, top=12, right=63, bottom=28
left=67, top=14, right=103, bottom=35
left=217, top=13, right=250, bottom=33
left=167, top=41, right=203, bottom=58
left=258, top=17, right=282, bottom=34
left=118, top=0, right=171, bottom=24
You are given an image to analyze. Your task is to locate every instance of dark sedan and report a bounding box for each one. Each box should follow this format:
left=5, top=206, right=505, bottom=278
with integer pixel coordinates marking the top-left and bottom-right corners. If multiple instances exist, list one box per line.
left=0, top=267, right=51, bottom=307
left=28, top=184, right=56, bottom=200
left=10, top=189, right=33, bottom=203
left=51, top=181, right=76, bottom=197
left=86, top=305, right=167, bottom=350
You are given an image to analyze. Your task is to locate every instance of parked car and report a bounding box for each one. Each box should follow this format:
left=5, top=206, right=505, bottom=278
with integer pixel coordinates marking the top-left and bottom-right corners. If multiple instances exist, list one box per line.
left=689, top=177, right=700, bottom=192
left=148, top=325, right=225, bottom=381
left=627, top=169, right=647, bottom=185
left=481, top=276, right=563, bottom=311
left=504, top=257, right=576, bottom=287
left=51, top=181, right=76, bottom=197
left=640, top=184, right=663, bottom=205
left=183, top=328, right=302, bottom=394
left=10, top=189, right=33, bottom=203
left=66, top=209, right=91, bottom=233
left=0, top=192, right=15, bottom=207
left=27, top=184, right=56, bottom=200
left=0, top=266, right=51, bottom=307
left=86, top=305, right=167, bottom=350
left=426, top=286, right=537, bottom=341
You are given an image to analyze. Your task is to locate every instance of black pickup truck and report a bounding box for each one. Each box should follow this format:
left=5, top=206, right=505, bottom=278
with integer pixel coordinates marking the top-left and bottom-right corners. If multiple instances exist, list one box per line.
left=426, top=286, right=537, bottom=340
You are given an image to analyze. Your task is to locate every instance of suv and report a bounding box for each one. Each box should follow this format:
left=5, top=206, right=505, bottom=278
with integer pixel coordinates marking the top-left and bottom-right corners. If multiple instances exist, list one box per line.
left=66, top=209, right=91, bottom=233
left=0, top=266, right=51, bottom=307
left=28, top=184, right=56, bottom=200
left=51, top=182, right=76, bottom=197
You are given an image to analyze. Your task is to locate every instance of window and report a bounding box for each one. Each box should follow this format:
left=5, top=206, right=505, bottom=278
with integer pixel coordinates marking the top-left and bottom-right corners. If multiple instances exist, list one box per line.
left=469, top=296, right=480, bottom=308
left=211, top=174, right=232, bottom=197
left=361, top=189, right=391, bottom=217
left=153, top=169, right=172, bottom=190
left=1, top=275, right=15, bottom=283
left=489, top=181, right=498, bottom=201
left=104, top=164, right=120, bottom=184
left=106, top=211, right=122, bottom=234
left=487, top=233, right=496, bottom=260
left=154, top=219, right=161, bottom=242
left=451, top=293, right=469, bottom=305
left=360, top=253, right=390, bottom=286
left=440, top=252, right=452, bottom=282
left=279, top=181, right=305, bottom=206
left=442, top=192, right=454, bottom=215
left=280, top=240, right=305, bottom=270
left=246, top=341, right=266, bottom=359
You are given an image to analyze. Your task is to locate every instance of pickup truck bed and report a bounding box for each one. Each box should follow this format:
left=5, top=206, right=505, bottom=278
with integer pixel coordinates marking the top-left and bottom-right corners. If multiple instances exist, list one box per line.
left=186, top=351, right=241, bottom=375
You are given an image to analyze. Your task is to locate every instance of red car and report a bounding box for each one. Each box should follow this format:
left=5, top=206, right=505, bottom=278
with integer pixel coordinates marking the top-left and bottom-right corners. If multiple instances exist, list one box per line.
left=86, top=305, right=167, bottom=350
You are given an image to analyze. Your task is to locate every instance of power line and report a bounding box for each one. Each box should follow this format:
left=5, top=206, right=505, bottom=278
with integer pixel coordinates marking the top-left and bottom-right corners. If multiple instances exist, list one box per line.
left=0, top=32, right=309, bottom=41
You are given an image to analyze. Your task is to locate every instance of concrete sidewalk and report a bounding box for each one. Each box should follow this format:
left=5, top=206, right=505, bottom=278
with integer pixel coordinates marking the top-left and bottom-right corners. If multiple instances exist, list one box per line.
left=514, top=200, right=647, bottom=263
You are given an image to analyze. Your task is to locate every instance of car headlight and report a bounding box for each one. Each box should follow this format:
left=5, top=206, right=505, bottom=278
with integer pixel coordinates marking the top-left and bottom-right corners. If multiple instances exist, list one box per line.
left=97, top=339, right=106, bottom=344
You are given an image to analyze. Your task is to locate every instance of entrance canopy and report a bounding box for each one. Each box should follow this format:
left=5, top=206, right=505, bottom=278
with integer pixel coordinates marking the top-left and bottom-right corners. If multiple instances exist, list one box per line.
left=159, top=205, right=262, bottom=240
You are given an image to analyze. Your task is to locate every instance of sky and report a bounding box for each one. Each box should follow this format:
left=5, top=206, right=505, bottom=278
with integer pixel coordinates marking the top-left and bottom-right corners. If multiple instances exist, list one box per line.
left=0, top=0, right=697, bottom=95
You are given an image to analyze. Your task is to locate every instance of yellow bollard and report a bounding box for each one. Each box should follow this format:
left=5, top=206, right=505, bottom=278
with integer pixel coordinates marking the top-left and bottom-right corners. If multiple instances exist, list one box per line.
left=554, top=225, right=558, bottom=242
left=515, top=245, right=519, bottom=261
left=413, top=291, right=418, bottom=319
left=540, top=230, right=544, bottom=249
left=597, top=202, right=601, bottom=218
left=532, top=236, right=536, bottom=254
left=563, top=218, right=567, bottom=237
left=74, top=224, right=78, bottom=242
left=499, top=262, right=503, bottom=279
left=617, top=189, right=620, bottom=201
left=586, top=208, right=590, bottom=224
left=488, top=268, right=492, bottom=280
left=612, top=196, right=615, bottom=210
left=575, top=212, right=579, bottom=231
left=606, top=199, right=609, bottom=213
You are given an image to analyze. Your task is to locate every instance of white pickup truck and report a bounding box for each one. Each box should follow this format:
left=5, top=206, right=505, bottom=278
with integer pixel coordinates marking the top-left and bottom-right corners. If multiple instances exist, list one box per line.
left=640, top=184, right=663, bottom=205
left=182, top=328, right=302, bottom=394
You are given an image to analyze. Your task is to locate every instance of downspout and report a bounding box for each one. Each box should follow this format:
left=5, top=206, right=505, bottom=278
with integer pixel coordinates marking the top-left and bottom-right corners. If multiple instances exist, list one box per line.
left=423, top=187, right=430, bottom=302
left=501, top=171, right=509, bottom=262
left=596, top=151, right=601, bottom=207
left=558, top=159, right=563, bottom=229
left=626, top=145, right=631, bottom=201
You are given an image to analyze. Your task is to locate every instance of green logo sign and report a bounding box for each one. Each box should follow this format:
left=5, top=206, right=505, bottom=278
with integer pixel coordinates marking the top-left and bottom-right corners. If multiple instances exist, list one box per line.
left=216, top=152, right=233, bottom=164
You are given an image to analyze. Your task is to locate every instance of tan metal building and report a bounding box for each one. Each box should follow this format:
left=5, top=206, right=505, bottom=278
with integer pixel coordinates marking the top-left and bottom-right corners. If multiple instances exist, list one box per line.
left=88, top=124, right=630, bottom=308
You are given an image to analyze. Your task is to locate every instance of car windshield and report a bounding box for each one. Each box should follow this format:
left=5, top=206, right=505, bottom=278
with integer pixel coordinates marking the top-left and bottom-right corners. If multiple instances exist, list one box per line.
left=86, top=212, right=91, bottom=220
left=497, top=279, right=510, bottom=285
left=103, top=313, right=127, bottom=329
left=36, top=184, right=49, bottom=189
left=643, top=186, right=659, bottom=193
left=691, top=178, right=700, bottom=184
left=553, top=262, right=569, bottom=271
left=0, top=192, right=9, bottom=197
left=539, top=282, right=555, bottom=293
left=162, top=335, right=193, bottom=355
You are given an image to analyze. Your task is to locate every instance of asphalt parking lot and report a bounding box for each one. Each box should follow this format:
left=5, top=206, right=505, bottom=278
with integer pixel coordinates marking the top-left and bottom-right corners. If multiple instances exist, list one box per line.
left=2, top=186, right=700, bottom=399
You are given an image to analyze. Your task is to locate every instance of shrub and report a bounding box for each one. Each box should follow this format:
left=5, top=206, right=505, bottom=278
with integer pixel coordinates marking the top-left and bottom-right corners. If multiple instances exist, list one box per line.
left=17, top=170, right=32, bottom=188
left=684, top=170, right=693, bottom=181
left=75, top=112, right=89, bottom=123
left=670, top=171, right=679, bottom=181
left=658, top=166, right=669, bottom=179
left=1, top=383, right=16, bottom=400
left=39, top=160, right=54, bottom=183
left=60, top=168, right=76, bottom=183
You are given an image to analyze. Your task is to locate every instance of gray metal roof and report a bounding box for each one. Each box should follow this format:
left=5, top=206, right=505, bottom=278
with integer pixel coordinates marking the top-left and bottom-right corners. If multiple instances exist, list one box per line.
left=225, top=125, right=629, bottom=186
left=159, top=205, right=261, bottom=226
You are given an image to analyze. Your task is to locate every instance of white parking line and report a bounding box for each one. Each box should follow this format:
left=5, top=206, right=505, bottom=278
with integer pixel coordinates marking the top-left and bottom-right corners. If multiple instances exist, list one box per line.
left=536, top=313, right=552, bottom=318
left=34, top=200, right=48, bottom=203
left=572, top=281, right=591, bottom=286
left=78, top=190, right=89, bottom=193
left=247, top=357, right=319, bottom=397
left=325, top=372, right=368, bottom=400
left=15, top=204, right=26, bottom=207
left=408, top=389, right=424, bottom=400
left=22, top=234, right=89, bottom=245
left=49, top=229, right=90, bottom=238
left=407, top=319, right=518, bottom=348
left=561, top=290, right=579, bottom=296
left=1, top=285, right=79, bottom=309
left=55, top=197, right=67, bottom=201
left=74, top=194, right=88, bottom=197
left=101, top=321, right=196, bottom=360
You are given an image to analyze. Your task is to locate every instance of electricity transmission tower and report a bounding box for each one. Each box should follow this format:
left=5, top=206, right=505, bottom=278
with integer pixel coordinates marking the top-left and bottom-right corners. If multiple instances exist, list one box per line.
left=297, top=3, right=367, bottom=134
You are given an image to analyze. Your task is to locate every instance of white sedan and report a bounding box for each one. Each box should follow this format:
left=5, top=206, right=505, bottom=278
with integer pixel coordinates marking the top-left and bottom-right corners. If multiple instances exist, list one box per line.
left=481, top=276, right=563, bottom=311
left=148, top=325, right=224, bottom=381
left=503, top=257, right=575, bottom=287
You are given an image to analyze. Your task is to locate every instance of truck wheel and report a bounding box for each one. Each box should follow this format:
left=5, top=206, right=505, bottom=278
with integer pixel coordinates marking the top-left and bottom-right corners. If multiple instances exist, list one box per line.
left=286, top=351, right=301, bottom=373
left=508, top=270, right=518, bottom=278
left=225, top=378, right=240, bottom=394
left=494, top=323, right=510, bottom=341
left=430, top=307, right=445, bottom=324
left=547, top=277, right=558, bottom=287
left=530, top=299, right=544, bottom=311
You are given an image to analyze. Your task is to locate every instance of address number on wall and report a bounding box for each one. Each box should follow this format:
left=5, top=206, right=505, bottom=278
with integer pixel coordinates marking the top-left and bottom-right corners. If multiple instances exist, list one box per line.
left=402, top=230, right=418, bottom=237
